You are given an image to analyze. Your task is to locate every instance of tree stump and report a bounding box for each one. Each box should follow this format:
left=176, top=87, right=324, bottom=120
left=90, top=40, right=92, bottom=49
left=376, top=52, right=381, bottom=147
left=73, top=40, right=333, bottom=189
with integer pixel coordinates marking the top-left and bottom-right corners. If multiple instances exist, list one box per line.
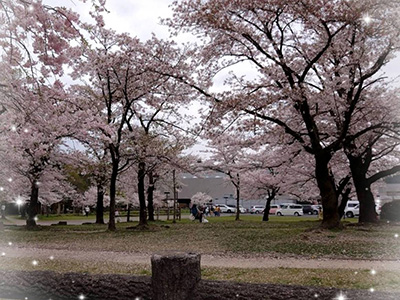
left=151, top=252, right=201, bottom=300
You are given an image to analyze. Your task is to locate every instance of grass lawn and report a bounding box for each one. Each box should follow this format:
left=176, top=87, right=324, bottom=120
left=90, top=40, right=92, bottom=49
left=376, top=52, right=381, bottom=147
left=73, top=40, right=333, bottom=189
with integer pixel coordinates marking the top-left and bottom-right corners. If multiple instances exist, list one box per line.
left=1, top=215, right=399, bottom=258
left=1, top=216, right=399, bottom=291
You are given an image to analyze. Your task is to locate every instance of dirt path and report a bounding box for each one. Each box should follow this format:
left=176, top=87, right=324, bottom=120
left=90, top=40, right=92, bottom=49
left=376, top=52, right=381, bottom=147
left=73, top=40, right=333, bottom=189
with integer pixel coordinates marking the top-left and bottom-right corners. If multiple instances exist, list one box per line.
left=1, top=246, right=400, bottom=271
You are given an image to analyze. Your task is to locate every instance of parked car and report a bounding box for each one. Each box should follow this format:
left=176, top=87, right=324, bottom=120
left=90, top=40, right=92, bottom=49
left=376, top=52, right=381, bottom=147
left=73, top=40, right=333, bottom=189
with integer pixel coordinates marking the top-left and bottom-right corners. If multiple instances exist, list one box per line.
left=214, top=204, right=236, bottom=213
left=344, top=203, right=381, bottom=218
left=250, top=205, right=265, bottom=214
left=276, top=204, right=304, bottom=216
left=311, top=205, right=322, bottom=215
left=345, top=204, right=359, bottom=218
left=343, top=200, right=360, bottom=218
left=269, top=204, right=280, bottom=214
left=302, top=205, right=314, bottom=215
left=238, top=205, right=247, bottom=213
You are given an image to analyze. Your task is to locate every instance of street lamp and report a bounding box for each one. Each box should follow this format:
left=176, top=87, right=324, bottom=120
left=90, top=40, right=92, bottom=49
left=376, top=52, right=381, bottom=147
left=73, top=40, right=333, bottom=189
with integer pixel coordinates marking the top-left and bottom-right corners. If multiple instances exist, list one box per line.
left=16, top=197, right=23, bottom=216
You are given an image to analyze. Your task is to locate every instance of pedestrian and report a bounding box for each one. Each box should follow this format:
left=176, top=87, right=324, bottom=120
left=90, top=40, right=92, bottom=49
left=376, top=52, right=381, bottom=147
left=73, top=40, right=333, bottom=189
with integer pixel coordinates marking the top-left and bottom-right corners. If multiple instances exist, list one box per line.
left=197, top=205, right=204, bottom=223
left=215, top=206, right=221, bottom=217
left=204, top=205, right=210, bottom=217
left=115, top=209, right=121, bottom=223
left=84, top=206, right=90, bottom=217
left=210, top=205, right=215, bottom=216
left=191, top=204, right=198, bottom=221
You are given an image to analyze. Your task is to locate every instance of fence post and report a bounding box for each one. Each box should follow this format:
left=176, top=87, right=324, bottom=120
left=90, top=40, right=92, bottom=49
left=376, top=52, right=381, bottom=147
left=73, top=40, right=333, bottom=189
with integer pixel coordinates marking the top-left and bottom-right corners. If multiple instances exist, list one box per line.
left=151, top=252, right=201, bottom=300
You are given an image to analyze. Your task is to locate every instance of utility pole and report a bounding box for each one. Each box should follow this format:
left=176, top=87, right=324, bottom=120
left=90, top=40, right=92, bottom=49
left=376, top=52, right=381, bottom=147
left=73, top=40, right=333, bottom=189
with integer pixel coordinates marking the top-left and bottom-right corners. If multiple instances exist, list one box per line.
left=173, top=169, right=177, bottom=224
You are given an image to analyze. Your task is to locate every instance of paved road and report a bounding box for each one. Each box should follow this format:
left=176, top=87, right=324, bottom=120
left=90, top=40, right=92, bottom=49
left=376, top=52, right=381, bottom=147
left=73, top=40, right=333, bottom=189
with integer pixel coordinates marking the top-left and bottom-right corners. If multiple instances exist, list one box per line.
left=1, top=213, right=323, bottom=227
left=1, top=214, right=191, bottom=226
left=1, top=246, right=399, bottom=271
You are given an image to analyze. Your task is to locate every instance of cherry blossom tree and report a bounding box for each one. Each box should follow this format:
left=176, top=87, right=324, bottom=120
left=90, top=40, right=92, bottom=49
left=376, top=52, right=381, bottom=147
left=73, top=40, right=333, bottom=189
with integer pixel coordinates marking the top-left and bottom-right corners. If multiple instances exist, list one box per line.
left=0, top=0, right=101, bottom=227
left=200, top=132, right=252, bottom=221
left=169, top=0, right=400, bottom=228
left=191, top=192, right=212, bottom=205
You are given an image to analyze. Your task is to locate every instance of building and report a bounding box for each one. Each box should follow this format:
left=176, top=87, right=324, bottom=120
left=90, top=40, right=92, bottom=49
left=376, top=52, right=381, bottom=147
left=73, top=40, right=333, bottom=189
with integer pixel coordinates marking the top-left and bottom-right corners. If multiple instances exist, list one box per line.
left=379, top=175, right=400, bottom=204
left=162, top=172, right=297, bottom=209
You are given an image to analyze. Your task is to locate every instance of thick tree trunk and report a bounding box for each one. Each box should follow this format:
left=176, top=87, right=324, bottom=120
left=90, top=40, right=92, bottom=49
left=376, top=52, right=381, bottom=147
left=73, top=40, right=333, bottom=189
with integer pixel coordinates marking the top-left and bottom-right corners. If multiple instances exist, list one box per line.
left=263, top=192, right=276, bottom=222
left=26, top=181, right=39, bottom=228
left=348, top=155, right=378, bottom=223
left=151, top=252, right=201, bottom=300
left=356, top=185, right=378, bottom=223
left=108, top=164, right=118, bottom=231
left=235, top=185, right=240, bottom=221
left=315, top=153, right=340, bottom=229
left=147, top=171, right=155, bottom=221
left=138, top=162, right=148, bottom=227
left=338, top=186, right=351, bottom=219
left=96, top=184, right=105, bottom=224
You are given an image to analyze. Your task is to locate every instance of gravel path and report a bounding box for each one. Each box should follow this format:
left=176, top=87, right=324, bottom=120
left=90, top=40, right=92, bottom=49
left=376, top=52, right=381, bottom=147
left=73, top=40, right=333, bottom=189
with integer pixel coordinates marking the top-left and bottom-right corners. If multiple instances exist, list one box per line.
left=1, top=246, right=400, bottom=271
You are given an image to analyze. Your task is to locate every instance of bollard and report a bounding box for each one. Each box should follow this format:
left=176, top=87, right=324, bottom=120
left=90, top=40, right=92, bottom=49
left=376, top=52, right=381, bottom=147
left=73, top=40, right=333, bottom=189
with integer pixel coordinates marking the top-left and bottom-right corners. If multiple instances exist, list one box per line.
left=151, top=252, right=201, bottom=300
left=0, top=221, right=3, bottom=231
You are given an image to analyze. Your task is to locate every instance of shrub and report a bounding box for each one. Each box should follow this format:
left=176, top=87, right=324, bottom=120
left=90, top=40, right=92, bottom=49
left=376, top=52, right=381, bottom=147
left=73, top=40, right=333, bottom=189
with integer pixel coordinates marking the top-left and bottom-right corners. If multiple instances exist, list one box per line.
left=380, top=200, right=400, bottom=222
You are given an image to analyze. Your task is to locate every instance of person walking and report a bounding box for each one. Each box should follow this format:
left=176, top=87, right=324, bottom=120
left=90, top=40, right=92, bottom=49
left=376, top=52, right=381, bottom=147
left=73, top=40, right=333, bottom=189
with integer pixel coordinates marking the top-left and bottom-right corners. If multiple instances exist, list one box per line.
left=84, top=206, right=90, bottom=217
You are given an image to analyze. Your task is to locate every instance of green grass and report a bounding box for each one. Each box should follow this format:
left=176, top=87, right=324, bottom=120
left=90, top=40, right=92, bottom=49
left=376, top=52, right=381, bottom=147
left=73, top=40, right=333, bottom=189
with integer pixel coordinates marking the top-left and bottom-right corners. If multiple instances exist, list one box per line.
left=1, top=216, right=399, bottom=259
left=201, top=267, right=400, bottom=291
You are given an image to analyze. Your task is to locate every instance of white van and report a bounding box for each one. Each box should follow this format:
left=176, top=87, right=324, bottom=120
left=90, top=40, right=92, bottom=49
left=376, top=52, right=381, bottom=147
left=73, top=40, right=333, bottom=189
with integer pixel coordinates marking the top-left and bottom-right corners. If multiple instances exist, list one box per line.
left=276, top=204, right=304, bottom=216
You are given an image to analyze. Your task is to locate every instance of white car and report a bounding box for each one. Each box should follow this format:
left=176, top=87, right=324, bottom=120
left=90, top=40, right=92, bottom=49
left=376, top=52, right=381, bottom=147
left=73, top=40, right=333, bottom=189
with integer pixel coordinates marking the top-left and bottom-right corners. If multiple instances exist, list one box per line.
left=276, top=204, right=304, bottom=216
left=250, top=205, right=265, bottom=214
left=238, top=205, right=247, bottom=213
left=345, top=204, right=359, bottom=218
left=343, top=200, right=359, bottom=218
left=215, top=204, right=236, bottom=213
left=344, top=203, right=381, bottom=218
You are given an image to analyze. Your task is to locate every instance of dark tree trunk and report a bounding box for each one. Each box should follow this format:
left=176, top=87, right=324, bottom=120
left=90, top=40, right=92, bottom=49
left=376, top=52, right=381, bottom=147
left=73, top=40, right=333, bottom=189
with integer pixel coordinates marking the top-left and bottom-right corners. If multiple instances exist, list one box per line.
left=138, top=162, right=148, bottom=227
left=127, top=204, right=131, bottom=222
left=108, top=163, right=118, bottom=231
left=315, top=153, right=340, bottom=229
left=262, top=200, right=272, bottom=222
left=356, top=185, right=378, bottom=223
left=151, top=253, right=201, bottom=300
left=235, top=182, right=240, bottom=221
left=147, top=171, right=155, bottom=221
left=263, top=189, right=277, bottom=222
left=338, top=186, right=351, bottom=219
left=96, top=184, right=105, bottom=224
left=26, top=181, right=39, bottom=228
left=348, top=155, right=378, bottom=223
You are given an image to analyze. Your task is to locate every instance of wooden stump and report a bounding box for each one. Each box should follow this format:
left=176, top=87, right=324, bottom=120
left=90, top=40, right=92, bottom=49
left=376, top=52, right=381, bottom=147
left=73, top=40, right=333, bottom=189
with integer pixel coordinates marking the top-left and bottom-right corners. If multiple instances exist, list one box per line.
left=151, top=252, right=201, bottom=300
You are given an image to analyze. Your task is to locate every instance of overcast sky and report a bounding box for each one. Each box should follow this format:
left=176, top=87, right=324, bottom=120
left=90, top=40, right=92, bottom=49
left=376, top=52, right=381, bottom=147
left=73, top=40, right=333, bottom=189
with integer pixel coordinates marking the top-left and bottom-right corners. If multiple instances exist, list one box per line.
left=45, top=0, right=399, bottom=85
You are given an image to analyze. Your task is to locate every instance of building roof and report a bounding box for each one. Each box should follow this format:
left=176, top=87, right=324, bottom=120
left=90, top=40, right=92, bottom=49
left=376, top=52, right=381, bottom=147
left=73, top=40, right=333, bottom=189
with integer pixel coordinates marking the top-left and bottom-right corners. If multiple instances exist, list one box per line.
left=178, top=175, right=235, bottom=200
